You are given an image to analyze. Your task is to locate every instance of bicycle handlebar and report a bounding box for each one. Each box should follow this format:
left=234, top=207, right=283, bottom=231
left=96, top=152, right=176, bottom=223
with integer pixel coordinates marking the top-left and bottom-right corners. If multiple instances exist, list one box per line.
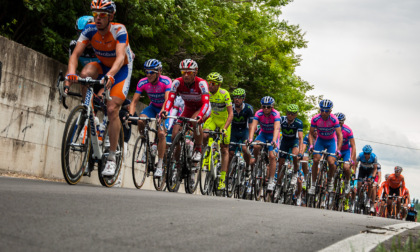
left=313, top=149, right=336, bottom=156
left=165, top=115, right=200, bottom=136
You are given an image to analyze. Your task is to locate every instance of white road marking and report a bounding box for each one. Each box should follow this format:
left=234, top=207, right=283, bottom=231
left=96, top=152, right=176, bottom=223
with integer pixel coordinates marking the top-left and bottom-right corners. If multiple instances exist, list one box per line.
left=319, top=222, right=420, bottom=252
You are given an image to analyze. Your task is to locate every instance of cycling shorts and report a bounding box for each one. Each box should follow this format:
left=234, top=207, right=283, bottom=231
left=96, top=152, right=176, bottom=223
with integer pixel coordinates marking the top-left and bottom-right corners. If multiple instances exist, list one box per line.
left=88, top=61, right=132, bottom=100
left=203, top=117, right=231, bottom=145
left=255, top=132, right=279, bottom=153
left=389, top=187, right=400, bottom=197
left=314, top=138, right=337, bottom=157
left=341, top=149, right=351, bottom=162
left=279, top=138, right=298, bottom=159
left=177, top=106, right=210, bottom=124
left=140, top=104, right=162, bottom=118
left=229, top=129, right=249, bottom=152
left=357, top=166, right=374, bottom=181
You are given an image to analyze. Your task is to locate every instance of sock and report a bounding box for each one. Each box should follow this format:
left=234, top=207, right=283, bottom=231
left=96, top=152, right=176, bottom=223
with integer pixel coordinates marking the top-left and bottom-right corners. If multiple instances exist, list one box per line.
left=157, top=158, right=163, bottom=168
left=268, top=177, right=274, bottom=184
left=108, top=151, right=116, bottom=161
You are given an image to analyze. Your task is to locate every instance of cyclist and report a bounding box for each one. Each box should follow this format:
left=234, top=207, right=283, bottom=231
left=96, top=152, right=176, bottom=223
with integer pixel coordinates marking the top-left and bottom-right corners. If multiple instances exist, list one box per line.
left=401, top=186, right=410, bottom=219
left=161, top=59, right=210, bottom=161
left=202, top=72, right=233, bottom=190
left=65, top=0, right=134, bottom=176
left=228, top=88, right=253, bottom=176
left=301, top=129, right=317, bottom=184
left=308, top=99, right=343, bottom=195
left=128, top=59, right=172, bottom=177
left=69, top=16, right=99, bottom=67
left=406, top=203, right=418, bottom=222
left=334, top=112, right=356, bottom=194
left=247, top=96, right=281, bottom=192
left=376, top=173, right=390, bottom=216
left=355, top=145, right=378, bottom=213
left=277, top=104, right=304, bottom=205
left=385, top=166, right=405, bottom=217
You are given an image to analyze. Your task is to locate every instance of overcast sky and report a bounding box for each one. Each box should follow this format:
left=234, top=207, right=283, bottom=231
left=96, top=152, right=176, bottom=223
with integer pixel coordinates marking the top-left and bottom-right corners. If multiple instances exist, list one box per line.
left=281, top=0, right=420, bottom=199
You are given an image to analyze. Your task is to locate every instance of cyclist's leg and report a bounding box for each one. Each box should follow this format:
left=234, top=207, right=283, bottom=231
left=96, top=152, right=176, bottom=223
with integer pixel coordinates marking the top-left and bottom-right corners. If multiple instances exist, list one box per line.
left=240, top=129, right=251, bottom=166
left=311, top=138, right=324, bottom=184
left=190, top=109, right=204, bottom=153
left=325, top=139, right=337, bottom=182
left=220, top=123, right=231, bottom=174
left=203, top=117, right=216, bottom=147
left=341, top=149, right=351, bottom=182
left=79, top=62, right=101, bottom=99
left=265, top=133, right=277, bottom=182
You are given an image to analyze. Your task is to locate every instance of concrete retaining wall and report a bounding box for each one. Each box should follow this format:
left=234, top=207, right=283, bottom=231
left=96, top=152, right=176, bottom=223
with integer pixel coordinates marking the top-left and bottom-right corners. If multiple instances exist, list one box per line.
left=0, top=36, right=159, bottom=189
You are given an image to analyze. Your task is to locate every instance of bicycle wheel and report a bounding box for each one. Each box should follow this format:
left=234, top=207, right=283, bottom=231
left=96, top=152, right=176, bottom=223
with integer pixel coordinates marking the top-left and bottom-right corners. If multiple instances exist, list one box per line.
left=153, top=148, right=167, bottom=191
left=166, top=133, right=183, bottom=192
left=185, top=139, right=200, bottom=194
left=236, top=167, right=246, bottom=199
left=132, top=136, right=148, bottom=189
left=61, top=105, right=91, bottom=185
left=97, top=123, right=124, bottom=187
left=226, top=155, right=239, bottom=198
left=199, top=146, right=212, bottom=195
left=212, top=145, right=223, bottom=197
left=254, top=157, right=264, bottom=201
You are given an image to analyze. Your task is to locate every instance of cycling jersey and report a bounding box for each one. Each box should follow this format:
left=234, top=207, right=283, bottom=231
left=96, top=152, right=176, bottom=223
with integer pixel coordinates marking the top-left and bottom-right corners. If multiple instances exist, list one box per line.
left=164, top=76, right=210, bottom=118
left=377, top=181, right=388, bottom=199
left=232, top=103, right=254, bottom=131
left=340, top=124, right=354, bottom=151
left=279, top=116, right=303, bottom=140
left=406, top=209, right=418, bottom=222
left=209, top=87, right=232, bottom=121
left=310, top=114, right=340, bottom=140
left=356, top=152, right=377, bottom=168
left=135, top=75, right=172, bottom=107
left=69, top=39, right=99, bottom=66
left=253, top=109, right=281, bottom=134
left=78, top=23, right=134, bottom=68
left=387, top=173, right=405, bottom=189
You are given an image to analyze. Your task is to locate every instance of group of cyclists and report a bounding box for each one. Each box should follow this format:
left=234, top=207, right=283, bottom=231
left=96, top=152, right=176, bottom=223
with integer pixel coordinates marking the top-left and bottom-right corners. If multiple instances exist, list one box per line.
left=63, top=0, right=416, bottom=221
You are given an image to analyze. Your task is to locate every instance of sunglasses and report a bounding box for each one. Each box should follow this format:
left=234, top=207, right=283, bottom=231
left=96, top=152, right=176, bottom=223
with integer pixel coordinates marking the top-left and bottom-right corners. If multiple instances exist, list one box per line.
left=145, top=70, right=158, bottom=75
left=262, top=105, right=272, bottom=109
left=233, top=96, right=244, bottom=99
left=208, top=81, right=220, bottom=86
left=181, top=70, right=195, bottom=76
left=320, top=109, right=331, bottom=113
left=92, top=11, right=109, bottom=18
left=287, top=112, right=297, bottom=116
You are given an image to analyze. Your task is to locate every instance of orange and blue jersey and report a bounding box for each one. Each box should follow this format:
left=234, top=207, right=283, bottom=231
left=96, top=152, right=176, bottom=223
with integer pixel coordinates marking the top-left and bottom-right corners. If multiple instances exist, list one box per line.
left=78, top=22, right=134, bottom=67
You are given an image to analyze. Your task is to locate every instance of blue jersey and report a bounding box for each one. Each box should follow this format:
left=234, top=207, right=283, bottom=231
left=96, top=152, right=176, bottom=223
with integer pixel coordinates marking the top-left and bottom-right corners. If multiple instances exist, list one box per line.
left=232, top=103, right=254, bottom=131
left=280, top=116, right=303, bottom=140
left=356, top=152, right=377, bottom=168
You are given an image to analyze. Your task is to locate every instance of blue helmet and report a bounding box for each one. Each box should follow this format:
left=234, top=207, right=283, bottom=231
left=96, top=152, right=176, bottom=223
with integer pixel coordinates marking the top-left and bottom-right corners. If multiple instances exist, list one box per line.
left=75, top=16, right=94, bottom=31
left=144, top=59, right=162, bottom=71
left=335, top=112, right=346, bottom=121
left=411, top=203, right=415, bottom=208
left=319, top=99, right=333, bottom=110
left=261, top=96, right=275, bottom=106
left=362, top=145, right=372, bottom=154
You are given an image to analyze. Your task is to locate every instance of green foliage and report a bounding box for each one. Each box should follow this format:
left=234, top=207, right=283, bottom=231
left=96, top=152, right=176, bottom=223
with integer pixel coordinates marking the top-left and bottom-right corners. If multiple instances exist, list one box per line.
left=1, top=0, right=317, bottom=127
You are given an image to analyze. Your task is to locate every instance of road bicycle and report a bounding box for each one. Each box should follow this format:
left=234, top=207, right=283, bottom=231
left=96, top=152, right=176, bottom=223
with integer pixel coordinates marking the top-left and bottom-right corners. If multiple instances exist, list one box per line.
left=328, top=160, right=349, bottom=211
left=226, top=142, right=247, bottom=198
left=129, top=116, right=166, bottom=191
left=199, top=130, right=224, bottom=196
left=272, top=150, right=298, bottom=205
left=165, top=115, right=200, bottom=193
left=306, top=149, right=335, bottom=208
left=354, top=177, right=371, bottom=215
left=57, top=72, right=123, bottom=187
left=250, top=142, right=273, bottom=202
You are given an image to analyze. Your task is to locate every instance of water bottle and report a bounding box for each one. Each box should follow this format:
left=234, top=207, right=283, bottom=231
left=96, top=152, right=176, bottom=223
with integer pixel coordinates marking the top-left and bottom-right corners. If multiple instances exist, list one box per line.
left=151, top=143, right=158, bottom=157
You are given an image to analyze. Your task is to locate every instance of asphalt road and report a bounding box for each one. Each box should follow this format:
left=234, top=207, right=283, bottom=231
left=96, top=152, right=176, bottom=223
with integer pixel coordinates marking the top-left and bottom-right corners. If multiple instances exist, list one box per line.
left=0, top=176, right=406, bottom=251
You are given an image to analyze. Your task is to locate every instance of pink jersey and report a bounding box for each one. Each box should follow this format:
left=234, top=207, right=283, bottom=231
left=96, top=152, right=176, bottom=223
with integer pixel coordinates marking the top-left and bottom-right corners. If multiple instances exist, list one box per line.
left=310, top=114, right=340, bottom=140
left=340, top=124, right=354, bottom=151
left=135, top=75, right=172, bottom=107
left=254, top=109, right=281, bottom=134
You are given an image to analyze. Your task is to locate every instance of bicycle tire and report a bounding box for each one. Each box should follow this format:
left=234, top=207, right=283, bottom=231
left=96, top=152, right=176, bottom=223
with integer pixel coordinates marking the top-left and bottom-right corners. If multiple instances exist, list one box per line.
left=132, top=136, right=148, bottom=189
left=254, top=157, right=263, bottom=201
left=97, top=123, right=124, bottom=187
left=166, top=133, right=183, bottom=192
left=153, top=148, right=167, bottom=191
left=199, top=146, right=212, bottom=195
left=61, top=105, right=91, bottom=185
left=212, top=145, right=223, bottom=197
left=185, top=138, right=200, bottom=194
left=226, top=156, right=239, bottom=198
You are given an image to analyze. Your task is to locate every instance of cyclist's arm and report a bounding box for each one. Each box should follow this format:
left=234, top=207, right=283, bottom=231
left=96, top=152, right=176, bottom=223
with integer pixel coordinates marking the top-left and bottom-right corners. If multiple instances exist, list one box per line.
left=298, top=131, right=304, bottom=155
left=197, top=93, right=210, bottom=118
left=377, top=170, right=382, bottom=185
left=160, top=90, right=171, bottom=114
left=350, top=138, right=357, bottom=162
left=248, top=119, right=259, bottom=141
left=66, top=42, right=87, bottom=83
left=335, top=126, right=343, bottom=151
left=129, top=92, right=142, bottom=115
left=224, top=105, right=233, bottom=130
left=163, top=92, right=176, bottom=113
left=372, top=163, right=377, bottom=179
left=272, top=121, right=280, bottom=143
left=308, top=126, right=315, bottom=146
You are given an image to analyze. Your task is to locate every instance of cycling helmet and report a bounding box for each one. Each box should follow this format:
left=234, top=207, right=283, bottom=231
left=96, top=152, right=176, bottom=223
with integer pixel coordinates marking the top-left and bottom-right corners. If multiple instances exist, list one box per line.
left=335, top=112, right=346, bottom=121
left=394, top=166, right=403, bottom=173
left=261, top=96, right=275, bottom=106
left=144, top=59, right=162, bottom=71
left=179, top=59, right=198, bottom=70
left=385, top=173, right=390, bottom=180
left=232, top=88, right=246, bottom=97
left=91, top=0, right=116, bottom=14
left=207, top=72, right=223, bottom=83
left=287, top=104, right=299, bottom=113
left=319, top=99, right=333, bottom=110
left=75, top=16, right=94, bottom=31
left=362, top=145, right=372, bottom=154
left=411, top=203, right=415, bottom=208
